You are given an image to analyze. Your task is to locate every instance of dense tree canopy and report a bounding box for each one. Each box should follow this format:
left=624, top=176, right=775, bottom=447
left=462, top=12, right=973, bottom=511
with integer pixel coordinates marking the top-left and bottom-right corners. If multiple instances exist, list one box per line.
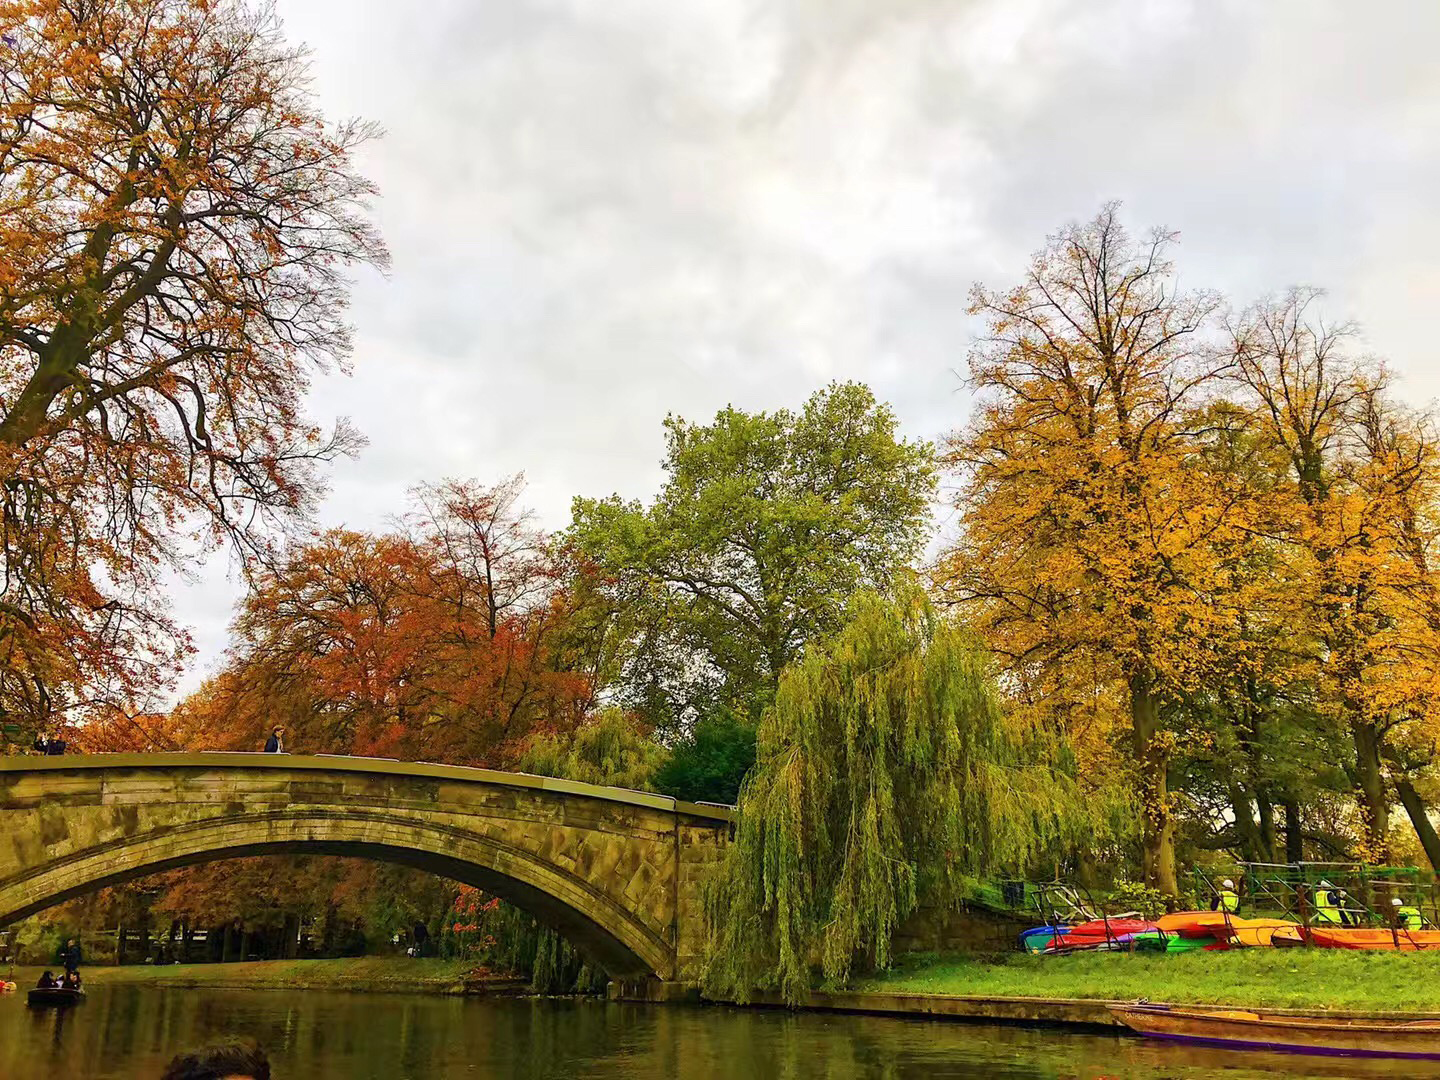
left=938, top=206, right=1259, bottom=893
left=0, top=0, right=385, bottom=727
left=569, top=381, right=936, bottom=736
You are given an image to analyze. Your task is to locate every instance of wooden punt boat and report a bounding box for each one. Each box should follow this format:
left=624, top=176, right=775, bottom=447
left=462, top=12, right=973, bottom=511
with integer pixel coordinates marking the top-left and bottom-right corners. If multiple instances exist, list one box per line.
left=26, top=986, right=84, bottom=1008
left=1110, top=1003, right=1440, bottom=1059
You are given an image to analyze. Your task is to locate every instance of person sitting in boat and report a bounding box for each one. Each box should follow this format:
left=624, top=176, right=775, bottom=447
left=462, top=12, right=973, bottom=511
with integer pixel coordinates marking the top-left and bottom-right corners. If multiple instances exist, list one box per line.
left=1211, top=879, right=1239, bottom=913
left=34, top=970, right=58, bottom=989
left=62, top=970, right=81, bottom=991
left=1392, top=897, right=1426, bottom=930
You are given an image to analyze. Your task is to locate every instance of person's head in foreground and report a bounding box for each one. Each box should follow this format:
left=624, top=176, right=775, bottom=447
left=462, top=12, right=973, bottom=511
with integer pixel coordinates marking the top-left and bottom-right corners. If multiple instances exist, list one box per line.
left=161, top=1040, right=270, bottom=1080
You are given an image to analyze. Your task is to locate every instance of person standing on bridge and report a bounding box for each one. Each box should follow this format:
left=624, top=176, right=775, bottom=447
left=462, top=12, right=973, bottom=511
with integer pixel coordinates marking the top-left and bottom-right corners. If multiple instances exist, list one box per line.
left=263, top=726, right=285, bottom=754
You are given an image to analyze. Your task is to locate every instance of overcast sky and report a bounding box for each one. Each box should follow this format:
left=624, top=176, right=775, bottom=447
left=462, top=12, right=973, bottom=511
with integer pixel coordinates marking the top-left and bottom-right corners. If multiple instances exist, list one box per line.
left=167, top=0, right=1440, bottom=694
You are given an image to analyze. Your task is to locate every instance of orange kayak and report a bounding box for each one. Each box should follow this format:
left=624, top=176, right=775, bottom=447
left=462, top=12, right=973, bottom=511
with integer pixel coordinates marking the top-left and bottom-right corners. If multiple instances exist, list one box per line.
left=1215, top=918, right=1301, bottom=947
left=1307, top=927, right=1440, bottom=951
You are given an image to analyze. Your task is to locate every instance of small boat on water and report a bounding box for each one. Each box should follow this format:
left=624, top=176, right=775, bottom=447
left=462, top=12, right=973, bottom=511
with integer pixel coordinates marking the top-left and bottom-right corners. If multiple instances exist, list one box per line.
left=27, top=986, right=84, bottom=1008
left=1110, top=1003, right=1440, bottom=1059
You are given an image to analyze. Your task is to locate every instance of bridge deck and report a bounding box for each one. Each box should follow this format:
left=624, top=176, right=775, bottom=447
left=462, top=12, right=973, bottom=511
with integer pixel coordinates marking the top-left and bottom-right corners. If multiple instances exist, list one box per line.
left=0, top=752, right=734, bottom=823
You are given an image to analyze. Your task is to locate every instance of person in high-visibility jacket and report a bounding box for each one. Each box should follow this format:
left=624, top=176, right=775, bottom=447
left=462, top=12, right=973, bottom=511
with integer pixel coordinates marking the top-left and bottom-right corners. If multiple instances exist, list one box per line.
left=1392, top=897, right=1425, bottom=930
left=1211, top=879, right=1240, bottom=913
left=1312, top=881, right=1343, bottom=925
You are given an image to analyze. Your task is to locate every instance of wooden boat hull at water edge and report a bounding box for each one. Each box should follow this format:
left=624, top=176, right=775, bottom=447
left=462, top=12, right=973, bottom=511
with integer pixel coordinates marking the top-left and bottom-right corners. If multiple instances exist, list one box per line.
left=1110, top=1004, right=1440, bottom=1059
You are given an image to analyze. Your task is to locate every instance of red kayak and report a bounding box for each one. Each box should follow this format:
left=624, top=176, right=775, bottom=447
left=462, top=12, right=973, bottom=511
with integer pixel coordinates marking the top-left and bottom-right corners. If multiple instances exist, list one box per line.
left=1043, top=918, right=1155, bottom=952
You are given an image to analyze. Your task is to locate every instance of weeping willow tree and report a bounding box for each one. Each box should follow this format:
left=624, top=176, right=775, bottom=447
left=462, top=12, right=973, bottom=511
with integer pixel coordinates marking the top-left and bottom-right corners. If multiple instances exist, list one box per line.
left=519, top=706, right=667, bottom=791
left=703, top=586, right=1088, bottom=1003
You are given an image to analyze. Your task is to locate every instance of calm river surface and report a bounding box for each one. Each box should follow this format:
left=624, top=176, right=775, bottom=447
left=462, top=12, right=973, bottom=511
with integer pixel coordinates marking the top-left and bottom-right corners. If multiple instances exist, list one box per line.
left=0, top=985, right=1434, bottom=1079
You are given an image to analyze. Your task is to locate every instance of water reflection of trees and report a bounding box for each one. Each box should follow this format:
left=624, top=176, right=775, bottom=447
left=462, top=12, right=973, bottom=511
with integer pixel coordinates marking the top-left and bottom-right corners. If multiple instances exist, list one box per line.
left=0, top=989, right=1428, bottom=1079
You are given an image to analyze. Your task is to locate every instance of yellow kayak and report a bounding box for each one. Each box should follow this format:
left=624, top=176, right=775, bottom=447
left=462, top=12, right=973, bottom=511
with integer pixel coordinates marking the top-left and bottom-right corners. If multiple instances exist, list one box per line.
left=1216, top=918, right=1300, bottom=947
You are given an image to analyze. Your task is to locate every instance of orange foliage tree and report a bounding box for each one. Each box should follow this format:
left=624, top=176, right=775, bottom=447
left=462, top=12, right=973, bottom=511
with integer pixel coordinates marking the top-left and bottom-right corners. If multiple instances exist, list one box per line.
left=0, top=0, right=386, bottom=730
left=938, top=207, right=1262, bottom=894
left=189, top=477, right=589, bottom=766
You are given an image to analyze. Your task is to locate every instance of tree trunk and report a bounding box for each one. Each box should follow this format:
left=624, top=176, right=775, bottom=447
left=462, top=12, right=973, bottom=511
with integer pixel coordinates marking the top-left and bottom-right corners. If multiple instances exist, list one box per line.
left=1130, top=670, right=1178, bottom=895
left=1228, top=783, right=1262, bottom=862
left=1396, top=779, right=1440, bottom=872
left=1256, top=788, right=1277, bottom=863
left=1284, top=799, right=1303, bottom=862
left=1351, top=720, right=1390, bottom=861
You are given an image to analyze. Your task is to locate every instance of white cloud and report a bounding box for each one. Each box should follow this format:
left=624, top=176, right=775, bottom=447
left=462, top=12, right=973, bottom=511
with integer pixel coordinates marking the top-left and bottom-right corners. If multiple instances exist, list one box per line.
left=168, top=0, right=1440, bottom=694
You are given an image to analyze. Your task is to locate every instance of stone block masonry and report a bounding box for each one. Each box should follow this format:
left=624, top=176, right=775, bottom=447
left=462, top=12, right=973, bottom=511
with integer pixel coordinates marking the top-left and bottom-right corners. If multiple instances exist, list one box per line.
left=0, top=754, right=732, bottom=981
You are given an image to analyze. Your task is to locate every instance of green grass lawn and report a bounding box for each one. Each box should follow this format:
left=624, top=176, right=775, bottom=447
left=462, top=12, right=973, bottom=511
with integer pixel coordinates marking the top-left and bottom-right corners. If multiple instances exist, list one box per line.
left=8, top=957, right=475, bottom=993
left=857, top=949, right=1440, bottom=1012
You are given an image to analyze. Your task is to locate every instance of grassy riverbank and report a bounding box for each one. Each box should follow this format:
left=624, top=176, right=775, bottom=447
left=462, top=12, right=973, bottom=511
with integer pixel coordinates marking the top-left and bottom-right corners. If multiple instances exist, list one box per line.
left=858, top=949, right=1440, bottom=1011
left=7, top=957, right=479, bottom=995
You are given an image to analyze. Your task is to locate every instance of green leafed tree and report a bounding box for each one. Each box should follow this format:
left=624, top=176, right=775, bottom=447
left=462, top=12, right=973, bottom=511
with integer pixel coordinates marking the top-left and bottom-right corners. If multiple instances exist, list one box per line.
left=567, top=381, right=937, bottom=746
left=702, top=587, right=1087, bottom=1004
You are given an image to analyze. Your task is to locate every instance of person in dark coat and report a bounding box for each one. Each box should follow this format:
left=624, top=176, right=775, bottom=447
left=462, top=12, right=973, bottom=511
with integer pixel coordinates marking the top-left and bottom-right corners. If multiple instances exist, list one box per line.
left=263, top=726, right=285, bottom=753
left=61, top=937, right=82, bottom=974
left=35, top=970, right=58, bottom=989
left=411, top=921, right=429, bottom=958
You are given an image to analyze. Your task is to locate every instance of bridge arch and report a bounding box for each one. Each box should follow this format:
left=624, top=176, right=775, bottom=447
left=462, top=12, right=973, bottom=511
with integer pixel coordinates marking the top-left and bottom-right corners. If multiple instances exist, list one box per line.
left=0, top=755, right=732, bottom=980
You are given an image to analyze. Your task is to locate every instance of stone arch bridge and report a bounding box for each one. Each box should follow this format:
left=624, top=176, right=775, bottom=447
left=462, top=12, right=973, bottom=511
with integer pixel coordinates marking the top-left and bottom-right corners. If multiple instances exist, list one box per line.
left=0, top=754, right=731, bottom=981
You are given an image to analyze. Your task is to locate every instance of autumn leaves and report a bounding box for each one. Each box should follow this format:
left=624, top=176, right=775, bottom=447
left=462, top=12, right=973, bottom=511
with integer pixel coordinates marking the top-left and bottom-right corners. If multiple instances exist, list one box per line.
left=940, top=206, right=1440, bottom=891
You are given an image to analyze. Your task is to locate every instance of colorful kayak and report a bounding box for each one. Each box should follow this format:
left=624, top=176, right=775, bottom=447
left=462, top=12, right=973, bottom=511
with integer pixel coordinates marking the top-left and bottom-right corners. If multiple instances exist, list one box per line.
left=1042, top=918, right=1154, bottom=952
left=1307, top=927, right=1440, bottom=951
left=1154, top=911, right=1238, bottom=938
left=1120, top=930, right=1219, bottom=954
left=1216, top=918, right=1300, bottom=948
left=1271, top=926, right=1308, bottom=948
left=1110, top=1003, right=1440, bottom=1059
left=1019, top=926, right=1071, bottom=952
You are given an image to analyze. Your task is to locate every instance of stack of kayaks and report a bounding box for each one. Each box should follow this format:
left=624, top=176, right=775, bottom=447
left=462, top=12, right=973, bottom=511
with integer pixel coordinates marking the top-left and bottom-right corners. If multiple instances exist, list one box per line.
left=1022, top=912, right=1309, bottom=954
left=1036, top=917, right=1155, bottom=954
left=1022, top=905, right=1440, bottom=954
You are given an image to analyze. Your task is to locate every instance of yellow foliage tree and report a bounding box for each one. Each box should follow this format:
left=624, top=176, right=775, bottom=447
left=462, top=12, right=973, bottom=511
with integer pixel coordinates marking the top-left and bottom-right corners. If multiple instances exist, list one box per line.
left=939, top=206, right=1261, bottom=894
left=1229, top=290, right=1440, bottom=863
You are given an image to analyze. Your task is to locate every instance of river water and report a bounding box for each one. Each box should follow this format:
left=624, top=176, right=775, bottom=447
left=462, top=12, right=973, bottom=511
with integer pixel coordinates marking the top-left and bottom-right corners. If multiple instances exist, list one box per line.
left=0, top=985, right=1434, bottom=1079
